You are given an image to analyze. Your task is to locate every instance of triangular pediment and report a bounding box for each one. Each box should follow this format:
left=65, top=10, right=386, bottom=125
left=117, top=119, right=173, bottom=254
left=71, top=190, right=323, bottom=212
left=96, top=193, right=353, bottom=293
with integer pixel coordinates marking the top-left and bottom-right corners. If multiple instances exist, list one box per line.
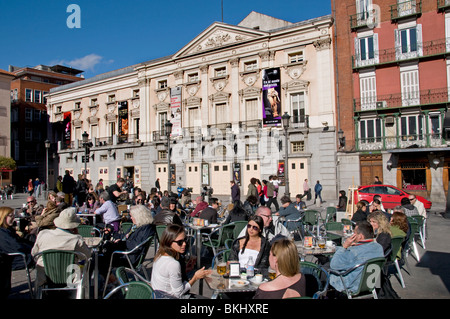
left=173, top=22, right=268, bottom=59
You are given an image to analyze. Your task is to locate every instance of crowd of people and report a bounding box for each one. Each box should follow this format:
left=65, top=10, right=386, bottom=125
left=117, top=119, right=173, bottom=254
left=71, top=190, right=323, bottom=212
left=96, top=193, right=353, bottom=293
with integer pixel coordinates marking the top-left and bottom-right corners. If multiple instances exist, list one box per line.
left=0, top=172, right=428, bottom=300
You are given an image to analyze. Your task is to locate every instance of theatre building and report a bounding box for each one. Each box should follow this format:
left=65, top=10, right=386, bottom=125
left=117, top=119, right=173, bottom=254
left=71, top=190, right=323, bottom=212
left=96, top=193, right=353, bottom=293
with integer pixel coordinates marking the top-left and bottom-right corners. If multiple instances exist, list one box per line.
left=47, top=12, right=338, bottom=198
left=333, top=0, right=450, bottom=203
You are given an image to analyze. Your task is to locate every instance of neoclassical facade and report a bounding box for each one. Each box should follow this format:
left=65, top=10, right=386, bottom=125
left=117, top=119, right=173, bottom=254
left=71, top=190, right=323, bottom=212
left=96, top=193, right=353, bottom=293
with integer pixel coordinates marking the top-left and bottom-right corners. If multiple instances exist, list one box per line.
left=47, top=12, right=337, bottom=199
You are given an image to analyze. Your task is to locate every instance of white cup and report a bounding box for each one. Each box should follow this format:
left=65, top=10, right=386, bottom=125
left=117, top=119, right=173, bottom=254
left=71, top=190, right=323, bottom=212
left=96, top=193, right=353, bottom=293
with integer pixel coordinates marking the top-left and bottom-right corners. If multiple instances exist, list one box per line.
left=253, top=274, right=263, bottom=283
left=326, top=240, right=334, bottom=247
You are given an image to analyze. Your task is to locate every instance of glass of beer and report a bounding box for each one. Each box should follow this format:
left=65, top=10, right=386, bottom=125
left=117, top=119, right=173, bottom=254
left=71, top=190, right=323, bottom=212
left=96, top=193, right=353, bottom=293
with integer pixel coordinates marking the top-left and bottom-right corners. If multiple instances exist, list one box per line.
left=217, top=261, right=227, bottom=279
left=317, top=237, right=326, bottom=249
left=268, top=267, right=276, bottom=280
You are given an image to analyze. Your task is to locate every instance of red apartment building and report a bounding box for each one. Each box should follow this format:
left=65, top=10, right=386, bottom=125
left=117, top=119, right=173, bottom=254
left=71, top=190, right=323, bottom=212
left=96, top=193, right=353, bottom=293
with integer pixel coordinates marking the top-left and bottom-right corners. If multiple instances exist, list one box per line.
left=332, top=0, right=450, bottom=203
left=10, top=65, right=83, bottom=190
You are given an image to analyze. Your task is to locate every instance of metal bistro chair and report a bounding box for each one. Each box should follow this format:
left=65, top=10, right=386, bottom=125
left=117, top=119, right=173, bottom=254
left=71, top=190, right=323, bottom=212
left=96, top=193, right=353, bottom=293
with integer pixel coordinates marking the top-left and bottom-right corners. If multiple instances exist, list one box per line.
left=329, top=257, right=386, bottom=299
left=285, top=215, right=305, bottom=241
left=33, top=250, right=90, bottom=299
left=202, top=223, right=235, bottom=258
left=7, top=252, right=34, bottom=298
left=77, top=225, right=102, bottom=238
left=115, top=266, right=151, bottom=285
left=211, top=248, right=231, bottom=270
left=104, top=281, right=155, bottom=299
left=302, top=210, right=321, bottom=236
left=120, top=222, right=134, bottom=235
left=409, top=215, right=426, bottom=249
left=325, top=221, right=344, bottom=245
left=325, top=206, right=337, bottom=224
left=299, top=261, right=330, bottom=299
left=224, top=220, right=248, bottom=249
left=385, top=236, right=407, bottom=288
left=406, top=217, right=421, bottom=262
left=102, top=235, right=154, bottom=298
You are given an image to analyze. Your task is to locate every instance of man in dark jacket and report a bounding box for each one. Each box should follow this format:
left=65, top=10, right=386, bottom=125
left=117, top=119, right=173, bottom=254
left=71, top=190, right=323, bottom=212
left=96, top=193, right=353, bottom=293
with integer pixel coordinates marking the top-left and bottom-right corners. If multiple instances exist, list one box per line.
left=231, top=181, right=240, bottom=205
left=153, top=197, right=182, bottom=226
left=62, top=170, right=76, bottom=205
left=199, top=197, right=219, bottom=225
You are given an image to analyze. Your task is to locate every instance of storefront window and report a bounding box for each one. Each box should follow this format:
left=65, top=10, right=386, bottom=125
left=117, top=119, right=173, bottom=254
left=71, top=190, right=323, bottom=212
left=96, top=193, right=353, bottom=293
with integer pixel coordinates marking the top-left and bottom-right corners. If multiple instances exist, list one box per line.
left=401, top=163, right=426, bottom=190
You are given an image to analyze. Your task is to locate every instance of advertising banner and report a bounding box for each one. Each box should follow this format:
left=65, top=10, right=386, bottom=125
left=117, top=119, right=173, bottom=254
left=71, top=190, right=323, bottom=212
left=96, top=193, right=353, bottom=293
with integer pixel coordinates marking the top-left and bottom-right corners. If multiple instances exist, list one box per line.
left=118, top=101, right=128, bottom=143
left=63, top=111, right=71, bottom=146
left=170, top=86, right=182, bottom=136
left=262, top=67, right=282, bottom=127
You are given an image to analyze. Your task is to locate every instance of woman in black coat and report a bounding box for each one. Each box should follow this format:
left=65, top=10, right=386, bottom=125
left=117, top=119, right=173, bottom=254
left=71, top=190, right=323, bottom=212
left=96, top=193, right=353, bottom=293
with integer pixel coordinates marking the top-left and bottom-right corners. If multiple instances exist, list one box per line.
left=229, top=215, right=270, bottom=270
left=0, top=207, right=34, bottom=298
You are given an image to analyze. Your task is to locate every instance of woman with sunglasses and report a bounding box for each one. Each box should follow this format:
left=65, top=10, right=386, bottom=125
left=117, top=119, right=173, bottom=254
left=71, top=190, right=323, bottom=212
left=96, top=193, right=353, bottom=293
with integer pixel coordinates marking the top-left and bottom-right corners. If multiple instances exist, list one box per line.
left=229, top=215, right=271, bottom=271
left=151, top=224, right=211, bottom=298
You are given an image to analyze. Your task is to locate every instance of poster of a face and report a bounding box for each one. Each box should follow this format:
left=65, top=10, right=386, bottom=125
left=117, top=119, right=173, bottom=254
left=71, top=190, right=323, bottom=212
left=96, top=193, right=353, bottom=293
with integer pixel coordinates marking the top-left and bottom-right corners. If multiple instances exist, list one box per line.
left=262, top=67, right=282, bottom=127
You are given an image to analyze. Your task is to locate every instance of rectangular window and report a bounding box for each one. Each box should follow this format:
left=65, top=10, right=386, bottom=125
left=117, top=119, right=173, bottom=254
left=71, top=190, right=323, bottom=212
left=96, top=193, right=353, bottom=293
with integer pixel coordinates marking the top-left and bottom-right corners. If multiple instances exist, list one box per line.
left=216, top=103, right=228, bottom=124
left=158, top=80, right=168, bottom=89
left=291, top=92, right=305, bottom=124
left=43, top=91, right=48, bottom=105
left=401, top=28, right=417, bottom=53
left=108, top=122, right=116, bottom=137
left=360, top=118, right=381, bottom=143
left=158, top=150, right=167, bottom=160
left=25, top=89, right=32, bottom=102
left=159, top=112, right=168, bottom=135
left=288, top=52, right=304, bottom=63
left=34, top=90, right=41, bottom=103
left=360, top=74, right=377, bottom=110
left=400, top=115, right=423, bottom=141
left=214, top=67, right=226, bottom=77
left=430, top=115, right=441, bottom=139
left=360, top=36, right=374, bottom=60
left=188, top=107, right=200, bottom=128
left=400, top=69, right=420, bottom=106
left=245, top=98, right=258, bottom=121
left=244, top=61, right=258, bottom=71
left=188, top=73, right=199, bottom=82
left=291, top=141, right=305, bottom=153
left=25, top=108, right=32, bottom=121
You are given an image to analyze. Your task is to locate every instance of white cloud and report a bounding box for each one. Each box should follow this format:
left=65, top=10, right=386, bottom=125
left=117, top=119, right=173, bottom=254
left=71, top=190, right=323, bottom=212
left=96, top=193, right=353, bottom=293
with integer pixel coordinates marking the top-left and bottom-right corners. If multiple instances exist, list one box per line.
left=50, top=53, right=111, bottom=72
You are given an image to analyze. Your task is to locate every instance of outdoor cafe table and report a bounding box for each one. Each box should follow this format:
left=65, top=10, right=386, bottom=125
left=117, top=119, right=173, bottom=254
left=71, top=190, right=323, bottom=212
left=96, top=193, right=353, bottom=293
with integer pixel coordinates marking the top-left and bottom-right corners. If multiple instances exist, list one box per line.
left=205, top=271, right=266, bottom=299
left=83, top=236, right=103, bottom=299
left=185, top=223, right=219, bottom=294
left=295, top=242, right=336, bottom=262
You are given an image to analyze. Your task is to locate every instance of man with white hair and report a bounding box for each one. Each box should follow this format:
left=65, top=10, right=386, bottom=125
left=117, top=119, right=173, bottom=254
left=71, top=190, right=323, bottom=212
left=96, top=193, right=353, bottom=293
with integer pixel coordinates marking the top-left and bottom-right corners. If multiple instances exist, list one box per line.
left=238, top=206, right=292, bottom=242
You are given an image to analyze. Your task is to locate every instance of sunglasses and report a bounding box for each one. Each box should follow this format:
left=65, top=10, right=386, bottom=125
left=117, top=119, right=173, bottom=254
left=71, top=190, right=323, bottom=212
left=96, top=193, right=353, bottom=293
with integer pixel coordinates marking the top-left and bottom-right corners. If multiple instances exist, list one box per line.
left=409, top=198, right=416, bottom=201
left=172, top=238, right=188, bottom=246
left=27, top=201, right=35, bottom=204
left=247, top=224, right=260, bottom=231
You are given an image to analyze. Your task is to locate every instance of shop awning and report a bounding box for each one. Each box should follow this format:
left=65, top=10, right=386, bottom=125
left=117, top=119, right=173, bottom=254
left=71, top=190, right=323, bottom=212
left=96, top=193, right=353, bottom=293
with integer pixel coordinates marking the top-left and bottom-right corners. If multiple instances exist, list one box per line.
left=387, top=147, right=450, bottom=153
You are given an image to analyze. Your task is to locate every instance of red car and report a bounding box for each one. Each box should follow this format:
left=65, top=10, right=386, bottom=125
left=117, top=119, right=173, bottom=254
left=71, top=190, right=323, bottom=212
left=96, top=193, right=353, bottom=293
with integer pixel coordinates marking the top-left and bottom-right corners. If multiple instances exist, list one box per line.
left=354, top=184, right=432, bottom=210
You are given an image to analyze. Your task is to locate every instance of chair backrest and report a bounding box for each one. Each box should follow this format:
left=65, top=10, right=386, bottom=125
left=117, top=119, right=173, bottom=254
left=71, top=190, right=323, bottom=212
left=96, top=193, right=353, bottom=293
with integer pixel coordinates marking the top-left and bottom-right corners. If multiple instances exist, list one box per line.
left=353, top=257, right=386, bottom=297
left=299, top=261, right=329, bottom=298
left=390, top=236, right=406, bottom=261
left=77, top=225, right=94, bottom=237
left=409, top=215, right=424, bottom=228
left=303, top=210, right=319, bottom=225
left=105, top=281, right=155, bottom=299
left=406, top=218, right=419, bottom=243
left=325, top=207, right=337, bottom=222
left=121, top=222, right=133, bottom=234
left=156, top=225, right=167, bottom=241
left=133, top=236, right=154, bottom=268
left=231, top=221, right=248, bottom=239
left=39, top=250, right=87, bottom=285
left=218, top=223, right=236, bottom=246
left=211, top=249, right=231, bottom=270
left=341, top=218, right=354, bottom=226
left=117, top=205, right=128, bottom=214
left=325, top=221, right=343, bottom=231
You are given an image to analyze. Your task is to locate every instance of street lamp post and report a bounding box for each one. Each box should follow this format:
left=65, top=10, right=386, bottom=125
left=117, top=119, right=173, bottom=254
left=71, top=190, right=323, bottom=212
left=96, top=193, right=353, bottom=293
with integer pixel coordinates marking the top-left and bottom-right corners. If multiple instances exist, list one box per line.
left=165, top=120, right=173, bottom=193
left=44, top=139, right=51, bottom=198
left=82, top=131, right=91, bottom=179
left=281, top=112, right=291, bottom=198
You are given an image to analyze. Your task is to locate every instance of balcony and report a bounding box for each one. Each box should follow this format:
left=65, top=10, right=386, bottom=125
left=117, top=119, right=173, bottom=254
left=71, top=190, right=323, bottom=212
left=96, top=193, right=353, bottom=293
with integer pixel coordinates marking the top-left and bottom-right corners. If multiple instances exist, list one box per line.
left=390, top=0, right=422, bottom=22
left=349, top=11, right=377, bottom=31
left=354, top=87, right=450, bottom=112
left=438, top=0, right=450, bottom=12
left=353, top=38, right=449, bottom=70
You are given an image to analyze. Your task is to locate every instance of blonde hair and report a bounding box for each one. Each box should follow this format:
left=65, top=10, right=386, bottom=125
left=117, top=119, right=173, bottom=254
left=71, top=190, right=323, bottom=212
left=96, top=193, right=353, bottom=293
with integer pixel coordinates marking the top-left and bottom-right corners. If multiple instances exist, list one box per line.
left=271, top=238, right=299, bottom=277
left=0, top=207, right=14, bottom=229
left=368, top=211, right=392, bottom=236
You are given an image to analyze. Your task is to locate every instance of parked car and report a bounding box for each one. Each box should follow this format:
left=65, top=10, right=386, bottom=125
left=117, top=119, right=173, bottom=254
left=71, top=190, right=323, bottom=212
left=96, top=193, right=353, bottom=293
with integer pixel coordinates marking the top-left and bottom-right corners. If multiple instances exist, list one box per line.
left=354, top=184, right=432, bottom=210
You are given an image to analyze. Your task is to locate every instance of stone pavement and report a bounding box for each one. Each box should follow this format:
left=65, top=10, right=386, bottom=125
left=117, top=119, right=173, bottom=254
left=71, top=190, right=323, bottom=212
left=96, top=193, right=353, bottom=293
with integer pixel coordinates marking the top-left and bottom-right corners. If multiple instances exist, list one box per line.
left=4, top=192, right=450, bottom=299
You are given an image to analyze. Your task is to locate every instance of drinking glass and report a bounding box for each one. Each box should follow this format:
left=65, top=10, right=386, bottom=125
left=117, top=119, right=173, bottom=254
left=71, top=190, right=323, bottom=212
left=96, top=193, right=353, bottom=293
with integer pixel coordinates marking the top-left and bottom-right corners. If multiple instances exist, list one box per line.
left=317, top=237, right=326, bottom=249
left=268, top=267, right=276, bottom=281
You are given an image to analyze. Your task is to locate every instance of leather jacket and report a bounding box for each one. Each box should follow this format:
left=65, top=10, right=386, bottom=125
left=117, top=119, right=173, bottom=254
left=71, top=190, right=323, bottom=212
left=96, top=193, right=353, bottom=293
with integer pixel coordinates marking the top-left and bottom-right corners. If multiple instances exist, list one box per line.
left=153, top=209, right=182, bottom=226
left=229, top=235, right=270, bottom=270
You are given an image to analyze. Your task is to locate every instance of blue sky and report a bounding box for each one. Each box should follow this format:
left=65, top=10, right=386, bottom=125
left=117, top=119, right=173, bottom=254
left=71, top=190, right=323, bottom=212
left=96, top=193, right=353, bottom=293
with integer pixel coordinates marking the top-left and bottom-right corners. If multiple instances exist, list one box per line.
left=0, top=0, right=331, bottom=79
